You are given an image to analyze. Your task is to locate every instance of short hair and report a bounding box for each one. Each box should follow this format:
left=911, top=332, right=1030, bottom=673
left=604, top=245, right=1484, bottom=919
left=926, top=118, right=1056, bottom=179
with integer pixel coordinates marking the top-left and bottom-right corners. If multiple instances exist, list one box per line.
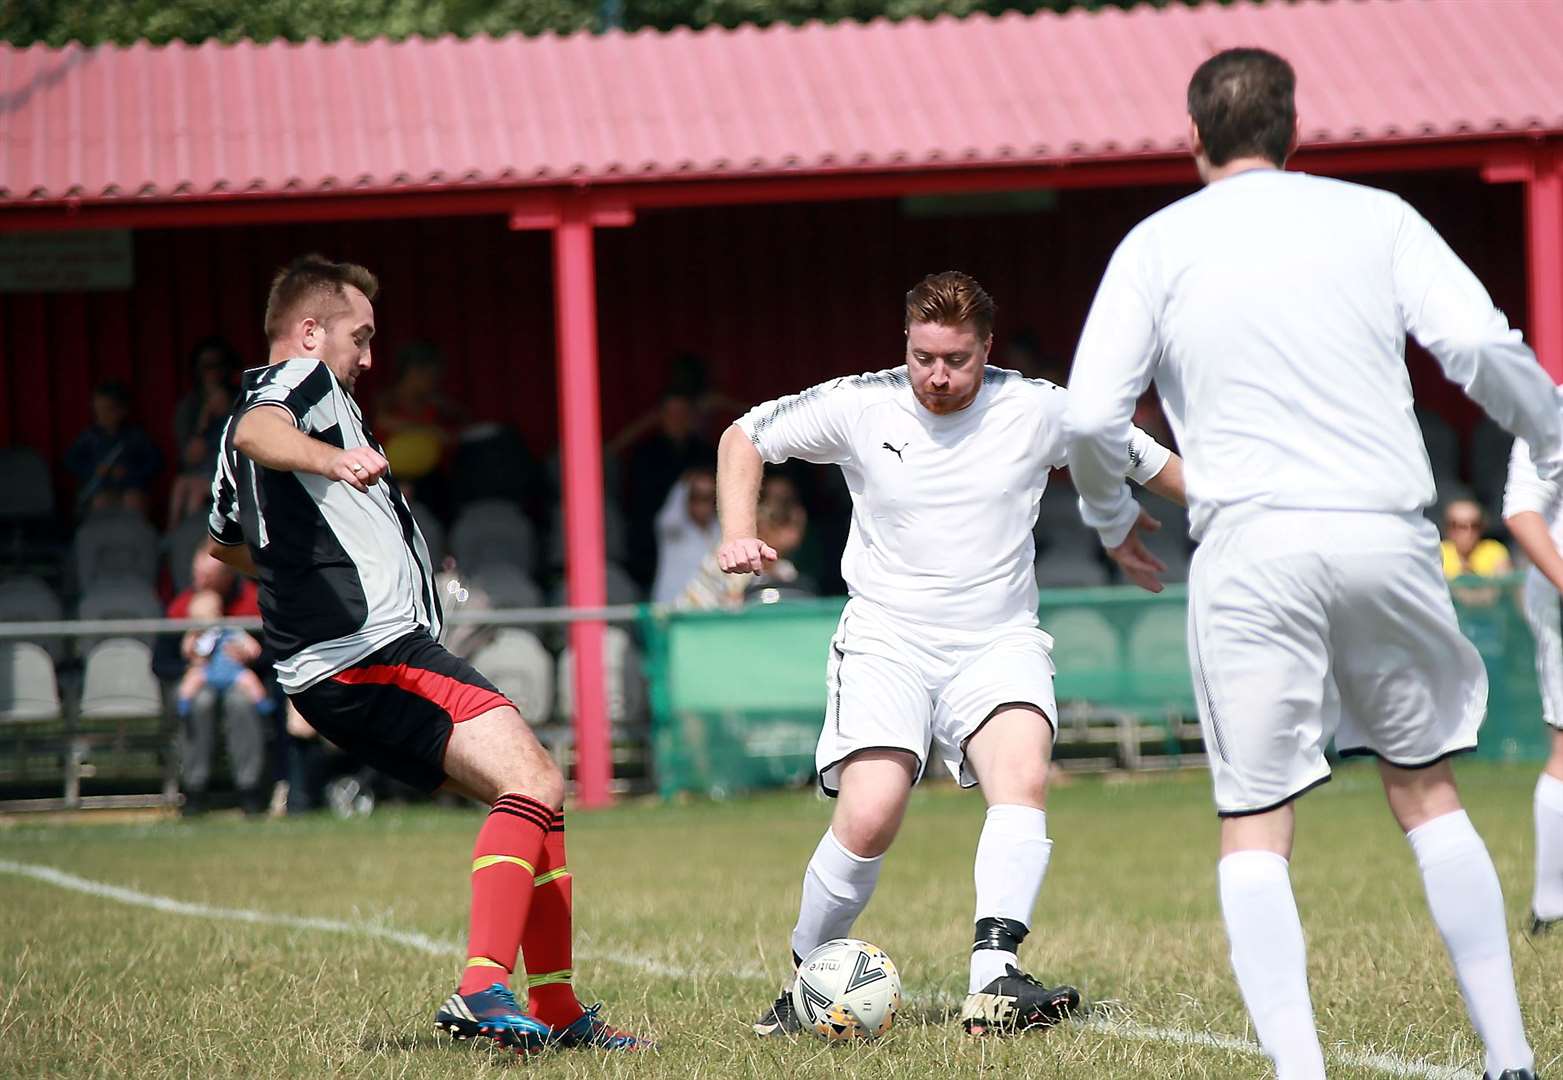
left=94, top=379, right=131, bottom=405
left=1187, top=48, right=1297, bottom=168
left=904, top=271, right=996, bottom=339
left=263, top=254, right=379, bottom=344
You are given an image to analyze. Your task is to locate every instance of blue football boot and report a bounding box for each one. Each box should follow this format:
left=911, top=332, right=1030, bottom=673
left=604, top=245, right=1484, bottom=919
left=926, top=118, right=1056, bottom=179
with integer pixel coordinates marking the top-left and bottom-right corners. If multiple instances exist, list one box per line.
left=433, top=983, right=551, bottom=1052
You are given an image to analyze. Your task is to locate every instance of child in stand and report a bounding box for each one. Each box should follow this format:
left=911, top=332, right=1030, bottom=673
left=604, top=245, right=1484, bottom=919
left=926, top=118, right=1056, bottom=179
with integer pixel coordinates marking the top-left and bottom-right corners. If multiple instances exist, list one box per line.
left=177, top=590, right=274, bottom=719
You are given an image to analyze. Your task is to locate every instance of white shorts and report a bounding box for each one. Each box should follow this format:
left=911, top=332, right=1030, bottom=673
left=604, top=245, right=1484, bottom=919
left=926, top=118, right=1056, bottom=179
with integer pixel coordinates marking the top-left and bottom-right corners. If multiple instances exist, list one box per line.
left=816, top=598, right=1058, bottom=796
left=1521, top=569, right=1563, bottom=732
left=1189, top=509, right=1486, bottom=817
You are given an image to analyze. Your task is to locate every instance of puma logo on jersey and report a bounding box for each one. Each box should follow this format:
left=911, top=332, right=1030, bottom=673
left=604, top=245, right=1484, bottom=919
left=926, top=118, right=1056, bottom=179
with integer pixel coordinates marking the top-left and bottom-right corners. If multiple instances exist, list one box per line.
left=882, top=441, right=909, bottom=461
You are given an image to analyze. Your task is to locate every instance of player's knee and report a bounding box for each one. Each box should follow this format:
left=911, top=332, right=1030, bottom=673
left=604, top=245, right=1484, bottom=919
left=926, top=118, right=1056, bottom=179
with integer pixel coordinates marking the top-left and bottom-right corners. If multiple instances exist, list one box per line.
left=525, top=753, right=566, bottom=810
left=833, top=805, right=900, bottom=858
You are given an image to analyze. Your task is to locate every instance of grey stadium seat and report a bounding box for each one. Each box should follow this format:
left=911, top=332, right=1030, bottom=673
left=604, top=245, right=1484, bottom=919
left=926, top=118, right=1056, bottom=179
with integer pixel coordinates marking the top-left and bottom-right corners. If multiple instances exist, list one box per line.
left=472, top=564, right=545, bottom=610
left=165, top=512, right=214, bottom=594
left=0, top=641, right=62, bottom=724
left=78, top=577, right=163, bottom=645
left=1043, top=608, right=1120, bottom=677
left=0, top=575, right=66, bottom=660
left=1034, top=530, right=1110, bottom=589
left=470, top=628, right=555, bottom=725
left=556, top=625, right=648, bottom=727
left=75, top=514, right=160, bottom=588
left=0, top=448, right=54, bottom=521
left=78, top=638, right=163, bottom=721
left=451, top=499, right=536, bottom=575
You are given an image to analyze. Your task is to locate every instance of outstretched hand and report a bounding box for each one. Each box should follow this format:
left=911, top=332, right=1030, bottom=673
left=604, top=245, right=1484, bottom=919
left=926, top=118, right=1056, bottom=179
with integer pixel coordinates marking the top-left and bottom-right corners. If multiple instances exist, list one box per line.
left=718, top=537, right=778, bottom=575
left=1108, top=509, right=1167, bottom=594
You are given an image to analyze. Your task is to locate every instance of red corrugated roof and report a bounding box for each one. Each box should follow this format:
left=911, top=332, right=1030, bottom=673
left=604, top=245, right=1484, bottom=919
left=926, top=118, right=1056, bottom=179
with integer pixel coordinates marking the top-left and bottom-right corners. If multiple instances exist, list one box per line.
left=3, top=0, right=1562, bottom=205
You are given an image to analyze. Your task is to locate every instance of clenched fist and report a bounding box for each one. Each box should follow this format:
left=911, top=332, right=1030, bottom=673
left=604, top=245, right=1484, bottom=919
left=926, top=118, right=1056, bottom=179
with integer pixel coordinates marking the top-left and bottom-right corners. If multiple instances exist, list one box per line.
left=326, top=447, right=389, bottom=492
left=718, top=537, right=778, bottom=575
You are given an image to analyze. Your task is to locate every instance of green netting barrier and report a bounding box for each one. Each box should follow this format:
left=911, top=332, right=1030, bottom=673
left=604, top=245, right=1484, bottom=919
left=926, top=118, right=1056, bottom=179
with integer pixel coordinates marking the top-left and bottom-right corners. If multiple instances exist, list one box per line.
left=641, top=574, right=1550, bottom=798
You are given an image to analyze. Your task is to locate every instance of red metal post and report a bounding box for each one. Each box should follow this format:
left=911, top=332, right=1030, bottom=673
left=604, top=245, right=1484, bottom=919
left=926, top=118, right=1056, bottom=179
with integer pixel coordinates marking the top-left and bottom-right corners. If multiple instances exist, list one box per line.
left=553, top=199, right=612, bottom=808
left=1528, top=148, right=1563, bottom=383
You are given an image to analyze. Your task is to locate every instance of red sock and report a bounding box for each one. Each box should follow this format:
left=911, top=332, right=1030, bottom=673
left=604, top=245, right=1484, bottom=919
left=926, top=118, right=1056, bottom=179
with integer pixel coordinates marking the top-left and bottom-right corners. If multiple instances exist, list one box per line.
left=524, top=809, right=584, bottom=1026
left=458, top=793, right=551, bottom=996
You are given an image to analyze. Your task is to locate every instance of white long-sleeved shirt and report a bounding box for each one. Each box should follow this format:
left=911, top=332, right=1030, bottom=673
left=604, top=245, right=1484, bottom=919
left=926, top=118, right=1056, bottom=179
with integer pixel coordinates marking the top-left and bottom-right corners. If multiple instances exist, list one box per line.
left=1503, top=391, right=1563, bottom=552
left=734, top=366, right=1171, bottom=631
left=651, top=477, right=722, bottom=604
left=1064, top=168, right=1563, bottom=548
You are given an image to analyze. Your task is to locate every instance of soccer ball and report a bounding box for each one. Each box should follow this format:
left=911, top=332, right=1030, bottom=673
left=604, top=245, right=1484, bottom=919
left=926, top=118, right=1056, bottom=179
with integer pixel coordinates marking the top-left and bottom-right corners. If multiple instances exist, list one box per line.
left=791, top=938, right=901, bottom=1041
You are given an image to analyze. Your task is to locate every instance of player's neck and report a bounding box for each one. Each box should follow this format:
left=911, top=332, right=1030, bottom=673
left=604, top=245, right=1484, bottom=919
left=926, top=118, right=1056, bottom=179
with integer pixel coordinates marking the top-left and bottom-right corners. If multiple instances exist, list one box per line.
left=1205, top=157, right=1282, bottom=185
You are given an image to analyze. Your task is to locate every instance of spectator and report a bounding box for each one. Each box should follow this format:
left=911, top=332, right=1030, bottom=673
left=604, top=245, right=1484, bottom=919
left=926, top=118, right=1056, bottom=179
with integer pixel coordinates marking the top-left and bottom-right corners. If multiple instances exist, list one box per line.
left=65, top=380, right=162, bottom=518
left=376, top=340, right=466, bottom=504
left=165, top=548, right=268, bottom=816
left=621, top=390, right=718, bottom=586
left=177, top=590, right=274, bottom=723
left=678, top=474, right=814, bottom=609
left=652, top=467, right=721, bottom=604
left=168, top=337, right=241, bottom=528
left=1441, top=498, right=1512, bottom=579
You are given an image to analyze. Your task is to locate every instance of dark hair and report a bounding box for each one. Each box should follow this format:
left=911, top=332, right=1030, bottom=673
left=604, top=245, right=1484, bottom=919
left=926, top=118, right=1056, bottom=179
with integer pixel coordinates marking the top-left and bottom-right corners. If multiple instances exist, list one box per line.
left=905, top=271, right=996, bottom=339
left=1187, top=48, right=1296, bottom=168
left=263, top=254, right=379, bottom=344
left=396, top=339, right=444, bottom=377
left=187, top=334, right=240, bottom=376
left=94, top=380, right=131, bottom=406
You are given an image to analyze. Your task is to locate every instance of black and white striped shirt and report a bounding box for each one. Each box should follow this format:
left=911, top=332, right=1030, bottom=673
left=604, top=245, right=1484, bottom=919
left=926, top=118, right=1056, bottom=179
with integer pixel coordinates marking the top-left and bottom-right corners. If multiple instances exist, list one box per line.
left=208, top=358, right=442, bottom=692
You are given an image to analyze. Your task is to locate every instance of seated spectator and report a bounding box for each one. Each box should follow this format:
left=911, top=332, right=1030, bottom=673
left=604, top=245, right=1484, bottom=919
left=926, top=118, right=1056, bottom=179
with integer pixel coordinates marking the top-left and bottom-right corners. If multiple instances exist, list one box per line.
left=376, top=340, right=466, bottom=504
left=167, top=337, right=241, bottom=528
left=66, top=380, right=162, bottom=518
left=678, top=475, right=814, bottom=609
left=178, top=590, right=273, bottom=721
left=652, top=466, right=721, bottom=604
left=1441, top=498, right=1512, bottom=579
left=620, top=390, right=718, bottom=587
left=166, top=549, right=268, bottom=816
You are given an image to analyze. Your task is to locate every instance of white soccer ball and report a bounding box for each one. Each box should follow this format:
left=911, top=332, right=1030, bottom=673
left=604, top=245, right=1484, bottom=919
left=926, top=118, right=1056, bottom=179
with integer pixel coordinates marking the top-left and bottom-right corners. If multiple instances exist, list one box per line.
left=791, top=938, right=901, bottom=1041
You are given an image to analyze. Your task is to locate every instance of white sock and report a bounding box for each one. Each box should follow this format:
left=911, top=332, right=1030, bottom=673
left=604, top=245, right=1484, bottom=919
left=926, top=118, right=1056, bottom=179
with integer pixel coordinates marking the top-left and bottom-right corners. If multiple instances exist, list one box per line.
left=789, top=829, right=884, bottom=965
left=1408, top=810, right=1534, bottom=1077
left=1217, top=851, right=1326, bottom=1080
left=1533, top=772, right=1563, bottom=920
left=970, top=804, right=1052, bottom=993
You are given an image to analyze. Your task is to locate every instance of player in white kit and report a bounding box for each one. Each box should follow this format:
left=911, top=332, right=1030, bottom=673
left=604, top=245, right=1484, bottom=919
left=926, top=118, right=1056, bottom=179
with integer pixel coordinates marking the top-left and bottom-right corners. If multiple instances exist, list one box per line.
left=719, top=272, right=1185, bottom=1037
left=1064, top=49, right=1562, bottom=1080
left=1502, top=415, right=1563, bottom=939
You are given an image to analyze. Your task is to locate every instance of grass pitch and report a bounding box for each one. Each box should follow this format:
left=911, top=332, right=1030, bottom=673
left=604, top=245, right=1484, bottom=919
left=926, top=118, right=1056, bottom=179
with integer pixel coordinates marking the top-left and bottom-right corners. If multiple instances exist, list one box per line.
left=1, top=763, right=1558, bottom=1079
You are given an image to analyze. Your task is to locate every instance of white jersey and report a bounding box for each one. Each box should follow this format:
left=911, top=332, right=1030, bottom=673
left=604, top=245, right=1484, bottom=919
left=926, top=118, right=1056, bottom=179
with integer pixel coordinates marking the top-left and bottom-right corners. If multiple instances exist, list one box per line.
left=1064, top=169, right=1563, bottom=547
left=1503, top=396, right=1563, bottom=551
left=734, top=366, right=1170, bottom=632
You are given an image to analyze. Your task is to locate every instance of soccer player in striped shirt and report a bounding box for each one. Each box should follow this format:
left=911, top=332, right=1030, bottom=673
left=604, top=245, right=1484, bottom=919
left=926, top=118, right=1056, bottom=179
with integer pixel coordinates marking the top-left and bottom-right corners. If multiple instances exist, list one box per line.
left=1066, top=48, right=1556, bottom=1080
left=207, top=255, right=645, bottom=1054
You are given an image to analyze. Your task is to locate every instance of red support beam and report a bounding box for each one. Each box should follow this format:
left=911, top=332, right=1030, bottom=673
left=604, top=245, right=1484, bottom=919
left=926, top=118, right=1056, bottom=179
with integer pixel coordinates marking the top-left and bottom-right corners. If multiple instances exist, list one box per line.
left=551, top=198, right=612, bottom=809
left=1528, top=148, right=1563, bottom=382
left=0, top=135, right=1542, bottom=234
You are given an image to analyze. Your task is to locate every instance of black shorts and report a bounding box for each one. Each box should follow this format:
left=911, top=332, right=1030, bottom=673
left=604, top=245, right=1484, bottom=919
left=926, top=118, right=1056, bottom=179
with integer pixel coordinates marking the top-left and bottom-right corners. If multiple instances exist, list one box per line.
left=290, top=631, right=512, bottom=793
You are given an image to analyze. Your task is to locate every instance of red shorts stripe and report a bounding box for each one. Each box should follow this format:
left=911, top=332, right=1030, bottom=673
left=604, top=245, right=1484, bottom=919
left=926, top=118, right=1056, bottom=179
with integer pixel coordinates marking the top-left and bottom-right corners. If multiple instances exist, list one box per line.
left=331, top=662, right=510, bottom=723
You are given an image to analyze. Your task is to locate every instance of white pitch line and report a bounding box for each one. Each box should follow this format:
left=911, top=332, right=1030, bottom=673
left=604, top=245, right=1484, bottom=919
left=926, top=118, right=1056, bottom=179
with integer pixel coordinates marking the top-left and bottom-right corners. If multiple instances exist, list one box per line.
left=0, top=857, right=1476, bottom=1079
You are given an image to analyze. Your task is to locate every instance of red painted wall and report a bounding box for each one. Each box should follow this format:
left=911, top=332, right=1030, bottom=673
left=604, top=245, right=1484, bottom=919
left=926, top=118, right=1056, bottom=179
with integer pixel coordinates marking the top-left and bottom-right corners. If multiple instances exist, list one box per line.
left=0, top=169, right=1525, bottom=515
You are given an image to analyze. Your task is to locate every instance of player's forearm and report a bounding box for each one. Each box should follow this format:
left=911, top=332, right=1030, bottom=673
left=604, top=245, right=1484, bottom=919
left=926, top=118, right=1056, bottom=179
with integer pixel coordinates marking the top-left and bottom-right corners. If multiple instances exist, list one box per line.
left=207, top=537, right=258, bottom=578
left=233, top=406, right=336, bottom=476
left=1064, top=404, right=1141, bottom=547
left=1142, top=454, right=1187, bottom=506
left=717, top=424, right=764, bottom=541
left=1504, top=511, right=1563, bottom=594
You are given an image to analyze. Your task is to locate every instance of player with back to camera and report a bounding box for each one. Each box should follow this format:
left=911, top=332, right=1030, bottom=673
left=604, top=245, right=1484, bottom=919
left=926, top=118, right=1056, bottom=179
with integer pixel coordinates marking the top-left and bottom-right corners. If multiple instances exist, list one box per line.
left=720, top=271, right=1187, bottom=1037
left=205, top=254, right=646, bottom=1055
left=1065, top=48, right=1558, bottom=1080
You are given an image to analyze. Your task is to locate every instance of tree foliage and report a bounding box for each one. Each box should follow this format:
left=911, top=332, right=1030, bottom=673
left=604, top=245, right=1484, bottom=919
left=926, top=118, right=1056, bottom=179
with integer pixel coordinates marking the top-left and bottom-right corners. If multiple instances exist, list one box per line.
left=0, top=0, right=1142, bottom=47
